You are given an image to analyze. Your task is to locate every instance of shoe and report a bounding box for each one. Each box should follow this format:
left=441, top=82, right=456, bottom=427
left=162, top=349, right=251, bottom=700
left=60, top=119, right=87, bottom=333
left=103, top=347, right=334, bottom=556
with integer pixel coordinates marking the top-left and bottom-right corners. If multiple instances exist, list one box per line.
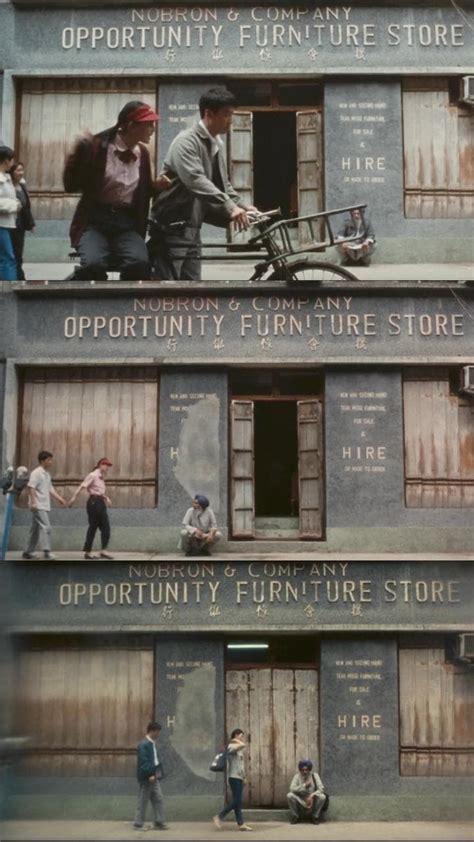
left=154, top=823, right=169, bottom=830
left=43, top=552, right=56, bottom=560
left=100, top=551, right=115, bottom=559
left=213, top=816, right=222, bottom=830
left=133, top=824, right=144, bottom=829
left=312, top=818, right=321, bottom=825
left=290, top=818, right=299, bottom=824
left=84, top=552, right=97, bottom=559
left=22, top=552, right=37, bottom=559
left=238, top=826, right=253, bottom=832
left=200, top=547, right=211, bottom=557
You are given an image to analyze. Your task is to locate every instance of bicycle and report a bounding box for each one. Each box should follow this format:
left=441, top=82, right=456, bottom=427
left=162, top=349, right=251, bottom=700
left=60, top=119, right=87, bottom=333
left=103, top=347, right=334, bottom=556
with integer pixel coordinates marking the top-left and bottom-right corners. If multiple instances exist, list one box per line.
left=244, top=204, right=368, bottom=282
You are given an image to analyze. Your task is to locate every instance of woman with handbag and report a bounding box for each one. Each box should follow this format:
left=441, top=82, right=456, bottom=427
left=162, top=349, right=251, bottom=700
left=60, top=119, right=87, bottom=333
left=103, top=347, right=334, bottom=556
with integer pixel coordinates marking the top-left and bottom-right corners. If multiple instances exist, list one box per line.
left=9, top=162, right=35, bottom=281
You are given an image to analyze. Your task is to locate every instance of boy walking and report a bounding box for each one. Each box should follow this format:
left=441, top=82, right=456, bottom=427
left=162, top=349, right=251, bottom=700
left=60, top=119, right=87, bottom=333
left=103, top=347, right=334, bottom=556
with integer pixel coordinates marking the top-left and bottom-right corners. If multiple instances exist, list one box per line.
left=22, top=450, right=67, bottom=560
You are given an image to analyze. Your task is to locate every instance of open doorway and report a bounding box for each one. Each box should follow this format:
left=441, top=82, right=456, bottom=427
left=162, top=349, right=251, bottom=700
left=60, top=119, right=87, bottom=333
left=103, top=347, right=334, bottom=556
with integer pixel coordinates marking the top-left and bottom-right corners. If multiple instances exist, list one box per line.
left=254, top=401, right=298, bottom=517
left=253, top=113, right=297, bottom=217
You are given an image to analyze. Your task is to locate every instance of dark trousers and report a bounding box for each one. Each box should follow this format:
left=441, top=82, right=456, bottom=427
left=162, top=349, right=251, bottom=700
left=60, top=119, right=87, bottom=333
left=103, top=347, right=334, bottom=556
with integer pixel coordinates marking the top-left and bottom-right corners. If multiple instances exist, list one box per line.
left=153, top=225, right=201, bottom=281
left=10, top=228, right=26, bottom=281
left=75, top=204, right=151, bottom=280
left=84, top=496, right=110, bottom=553
left=219, top=778, right=244, bottom=826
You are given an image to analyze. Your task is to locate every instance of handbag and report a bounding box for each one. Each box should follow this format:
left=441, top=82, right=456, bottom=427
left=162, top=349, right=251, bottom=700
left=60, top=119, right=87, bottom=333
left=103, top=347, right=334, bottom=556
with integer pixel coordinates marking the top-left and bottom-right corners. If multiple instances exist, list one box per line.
left=210, top=749, right=227, bottom=773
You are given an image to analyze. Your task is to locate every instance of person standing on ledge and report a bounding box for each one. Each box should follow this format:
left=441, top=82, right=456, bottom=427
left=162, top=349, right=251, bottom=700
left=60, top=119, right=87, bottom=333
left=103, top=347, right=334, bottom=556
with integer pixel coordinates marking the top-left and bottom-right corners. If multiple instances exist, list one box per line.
left=68, top=457, right=114, bottom=560
left=150, top=86, right=258, bottom=280
left=134, top=721, right=168, bottom=831
left=63, top=100, right=171, bottom=281
left=0, top=145, right=20, bottom=281
left=22, top=450, right=67, bottom=561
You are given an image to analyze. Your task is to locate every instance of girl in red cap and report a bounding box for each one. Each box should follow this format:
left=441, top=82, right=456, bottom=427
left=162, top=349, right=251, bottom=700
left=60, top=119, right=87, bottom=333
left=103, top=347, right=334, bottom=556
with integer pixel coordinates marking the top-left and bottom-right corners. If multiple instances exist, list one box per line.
left=69, top=458, right=114, bottom=559
left=63, top=100, right=170, bottom=281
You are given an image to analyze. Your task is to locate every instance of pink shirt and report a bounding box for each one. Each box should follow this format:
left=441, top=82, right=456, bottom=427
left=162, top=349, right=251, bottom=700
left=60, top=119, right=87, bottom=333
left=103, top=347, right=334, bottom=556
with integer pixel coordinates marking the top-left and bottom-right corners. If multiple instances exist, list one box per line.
left=98, top=133, right=141, bottom=206
left=82, top=469, right=106, bottom=497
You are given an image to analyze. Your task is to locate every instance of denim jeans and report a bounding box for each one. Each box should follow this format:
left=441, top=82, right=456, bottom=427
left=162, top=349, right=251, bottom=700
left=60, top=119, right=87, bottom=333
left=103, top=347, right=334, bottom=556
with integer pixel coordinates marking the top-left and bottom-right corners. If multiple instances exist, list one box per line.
left=219, top=777, right=244, bottom=826
left=0, top=228, right=17, bottom=280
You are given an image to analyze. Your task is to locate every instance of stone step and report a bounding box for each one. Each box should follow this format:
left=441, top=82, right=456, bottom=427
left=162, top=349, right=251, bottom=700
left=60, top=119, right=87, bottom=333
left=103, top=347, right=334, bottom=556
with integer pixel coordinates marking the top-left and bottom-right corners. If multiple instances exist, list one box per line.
left=254, top=517, right=300, bottom=540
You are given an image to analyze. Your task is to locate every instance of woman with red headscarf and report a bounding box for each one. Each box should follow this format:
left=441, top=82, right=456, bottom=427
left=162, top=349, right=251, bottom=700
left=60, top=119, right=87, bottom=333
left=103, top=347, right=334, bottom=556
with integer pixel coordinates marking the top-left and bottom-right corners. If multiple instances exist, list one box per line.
left=63, top=101, right=170, bottom=280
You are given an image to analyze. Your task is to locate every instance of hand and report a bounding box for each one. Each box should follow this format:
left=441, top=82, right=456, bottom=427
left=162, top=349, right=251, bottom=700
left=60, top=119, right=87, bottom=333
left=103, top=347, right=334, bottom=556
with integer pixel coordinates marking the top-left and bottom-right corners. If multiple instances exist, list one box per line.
left=16, top=200, right=22, bottom=212
left=154, top=174, right=173, bottom=191
left=245, top=205, right=259, bottom=213
left=105, top=496, right=112, bottom=506
left=31, top=506, right=38, bottom=513
left=149, top=775, right=156, bottom=783
left=230, top=207, right=250, bottom=232
left=59, top=497, right=67, bottom=507
left=68, top=501, right=74, bottom=508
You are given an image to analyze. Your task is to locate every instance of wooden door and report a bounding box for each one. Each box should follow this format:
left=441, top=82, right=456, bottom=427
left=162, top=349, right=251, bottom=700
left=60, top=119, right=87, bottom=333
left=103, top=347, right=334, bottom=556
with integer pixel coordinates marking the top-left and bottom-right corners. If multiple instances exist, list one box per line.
left=296, top=111, right=323, bottom=246
left=403, top=79, right=474, bottom=218
left=229, top=112, right=254, bottom=242
left=18, top=78, right=158, bottom=224
left=399, top=647, right=474, bottom=776
left=230, top=400, right=255, bottom=537
left=19, top=366, right=159, bottom=508
left=226, top=669, right=319, bottom=806
left=297, top=400, right=323, bottom=538
left=15, top=642, right=154, bottom=777
left=403, top=374, right=474, bottom=508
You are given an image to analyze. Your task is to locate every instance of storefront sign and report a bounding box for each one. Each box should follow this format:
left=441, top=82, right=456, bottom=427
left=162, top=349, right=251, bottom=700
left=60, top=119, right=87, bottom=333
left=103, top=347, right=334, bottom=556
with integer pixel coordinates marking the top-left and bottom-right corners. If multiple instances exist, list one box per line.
left=11, top=292, right=473, bottom=363
left=9, top=5, right=474, bottom=72
left=4, top=561, right=473, bottom=630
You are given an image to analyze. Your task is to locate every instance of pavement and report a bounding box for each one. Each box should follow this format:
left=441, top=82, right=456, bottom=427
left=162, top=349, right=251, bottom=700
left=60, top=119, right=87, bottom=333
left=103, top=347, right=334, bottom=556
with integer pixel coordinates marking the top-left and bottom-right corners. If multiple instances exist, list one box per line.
left=1, top=821, right=473, bottom=842
left=5, top=551, right=474, bottom=561
left=18, top=262, right=474, bottom=282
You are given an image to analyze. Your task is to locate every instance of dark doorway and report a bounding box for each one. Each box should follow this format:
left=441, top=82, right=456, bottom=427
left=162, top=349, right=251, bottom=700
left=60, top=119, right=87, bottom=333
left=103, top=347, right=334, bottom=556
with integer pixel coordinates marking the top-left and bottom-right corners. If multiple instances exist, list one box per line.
left=254, top=401, right=298, bottom=517
left=253, top=112, right=297, bottom=217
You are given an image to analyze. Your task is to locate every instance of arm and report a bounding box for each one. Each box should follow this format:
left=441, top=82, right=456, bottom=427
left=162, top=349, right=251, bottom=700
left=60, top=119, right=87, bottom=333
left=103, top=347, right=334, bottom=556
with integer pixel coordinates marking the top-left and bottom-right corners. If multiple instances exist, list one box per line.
left=182, top=508, right=197, bottom=536
left=364, top=219, right=376, bottom=243
left=63, top=134, right=94, bottom=194
left=27, top=484, right=38, bottom=511
left=289, top=774, right=308, bottom=797
left=137, top=742, right=156, bottom=782
left=50, top=486, right=67, bottom=507
left=0, top=196, right=20, bottom=215
left=227, top=739, right=247, bottom=754
left=69, top=473, right=93, bottom=507
left=170, top=135, right=237, bottom=219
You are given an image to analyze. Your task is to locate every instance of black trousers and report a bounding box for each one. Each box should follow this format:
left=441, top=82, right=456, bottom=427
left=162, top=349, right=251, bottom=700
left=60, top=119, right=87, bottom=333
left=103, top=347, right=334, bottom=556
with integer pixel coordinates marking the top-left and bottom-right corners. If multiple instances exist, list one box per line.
left=75, top=204, right=151, bottom=281
left=10, top=228, right=26, bottom=281
left=84, top=497, right=110, bottom=553
left=152, top=224, right=201, bottom=281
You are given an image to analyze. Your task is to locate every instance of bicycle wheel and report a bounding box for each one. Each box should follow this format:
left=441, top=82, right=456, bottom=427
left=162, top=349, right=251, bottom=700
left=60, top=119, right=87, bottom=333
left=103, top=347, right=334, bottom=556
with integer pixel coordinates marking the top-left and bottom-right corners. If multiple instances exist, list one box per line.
left=266, top=260, right=358, bottom=282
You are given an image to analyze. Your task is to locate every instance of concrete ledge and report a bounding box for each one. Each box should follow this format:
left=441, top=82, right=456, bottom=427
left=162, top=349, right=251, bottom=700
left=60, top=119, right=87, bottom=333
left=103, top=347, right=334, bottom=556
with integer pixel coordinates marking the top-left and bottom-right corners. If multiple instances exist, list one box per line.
left=326, top=527, right=474, bottom=554
left=3, top=795, right=474, bottom=823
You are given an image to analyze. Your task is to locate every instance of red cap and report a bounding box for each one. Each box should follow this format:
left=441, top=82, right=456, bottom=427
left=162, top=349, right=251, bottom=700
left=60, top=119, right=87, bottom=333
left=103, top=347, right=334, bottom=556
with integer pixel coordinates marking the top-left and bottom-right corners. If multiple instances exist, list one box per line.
left=128, top=104, right=159, bottom=123
left=98, top=458, right=113, bottom=467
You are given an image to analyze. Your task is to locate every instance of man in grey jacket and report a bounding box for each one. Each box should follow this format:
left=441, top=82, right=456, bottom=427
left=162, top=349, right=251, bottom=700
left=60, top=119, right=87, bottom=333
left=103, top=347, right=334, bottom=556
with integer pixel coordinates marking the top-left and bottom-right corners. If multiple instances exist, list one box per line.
left=287, top=760, right=327, bottom=825
left=150, top=87, right=256, bottom=280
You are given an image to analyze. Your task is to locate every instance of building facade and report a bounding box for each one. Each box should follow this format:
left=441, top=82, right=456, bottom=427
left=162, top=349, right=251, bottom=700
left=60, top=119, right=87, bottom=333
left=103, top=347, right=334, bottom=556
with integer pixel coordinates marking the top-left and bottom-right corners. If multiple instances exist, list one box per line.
left=0, top=283, right=473, bottom=554
left=1, top=560, right=473, bottom=821
left=0, top=0, right=473, bottom=264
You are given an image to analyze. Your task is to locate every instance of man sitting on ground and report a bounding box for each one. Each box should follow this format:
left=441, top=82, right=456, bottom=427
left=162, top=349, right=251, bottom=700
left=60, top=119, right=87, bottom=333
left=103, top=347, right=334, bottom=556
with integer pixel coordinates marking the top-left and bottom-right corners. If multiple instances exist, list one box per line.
left=180, top=494, right=222, bottom=557
left=287, top=760, right=328, bottom=825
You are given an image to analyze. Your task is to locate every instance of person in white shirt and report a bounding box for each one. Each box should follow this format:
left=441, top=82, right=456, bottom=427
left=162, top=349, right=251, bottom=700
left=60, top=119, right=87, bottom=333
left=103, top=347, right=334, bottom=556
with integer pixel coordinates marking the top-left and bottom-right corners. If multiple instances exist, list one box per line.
left=180, top=494, right=222, bottom=557
left=22, top=450, right=67, bottom=560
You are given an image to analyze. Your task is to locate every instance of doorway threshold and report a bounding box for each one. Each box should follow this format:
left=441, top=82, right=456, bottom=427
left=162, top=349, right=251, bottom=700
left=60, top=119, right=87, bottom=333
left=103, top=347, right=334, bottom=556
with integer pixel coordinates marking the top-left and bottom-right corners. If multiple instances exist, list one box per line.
left=255, top=517, right=300, bottom=540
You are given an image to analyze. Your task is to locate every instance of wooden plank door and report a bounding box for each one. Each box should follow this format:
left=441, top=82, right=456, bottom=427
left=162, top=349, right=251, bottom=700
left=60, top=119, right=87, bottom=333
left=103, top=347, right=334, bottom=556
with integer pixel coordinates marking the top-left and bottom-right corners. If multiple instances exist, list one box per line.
left=15, top=643, right=154, bottom=777
left=297, top=400, right=323, bottom=538
left=228, top=112, right=254, bottom=242
left=296, top=111, right=323, bottom=246
left=226, top=669, right=319, bottom=807
left=230, top=400, right=255, bottom=538
left=399, top=647, right=474, bottom=776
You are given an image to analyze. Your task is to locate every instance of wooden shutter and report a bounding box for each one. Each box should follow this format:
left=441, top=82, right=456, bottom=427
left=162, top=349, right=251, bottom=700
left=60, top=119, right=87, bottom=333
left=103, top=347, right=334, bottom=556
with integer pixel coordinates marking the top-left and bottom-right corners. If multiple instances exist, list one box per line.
left=400, top=648, right=474, bottom=776
left=18, top=78, right=157, bottom=222
left=19, top=367, right=159, bottom=508
left=403, top=79, right=474, bottom=218
left=297, top=400, right=323, bottom=539
left=403, top=376, right=474, bottom=508
left=296, top=111, right=323, bottom=246
left=15, top=643, right=154, bottom=777
left=226, top=669, right=319, bottom=807
left=230, top=400, right=255, bottom=538
left=228, top=112, right=254, bottom=243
